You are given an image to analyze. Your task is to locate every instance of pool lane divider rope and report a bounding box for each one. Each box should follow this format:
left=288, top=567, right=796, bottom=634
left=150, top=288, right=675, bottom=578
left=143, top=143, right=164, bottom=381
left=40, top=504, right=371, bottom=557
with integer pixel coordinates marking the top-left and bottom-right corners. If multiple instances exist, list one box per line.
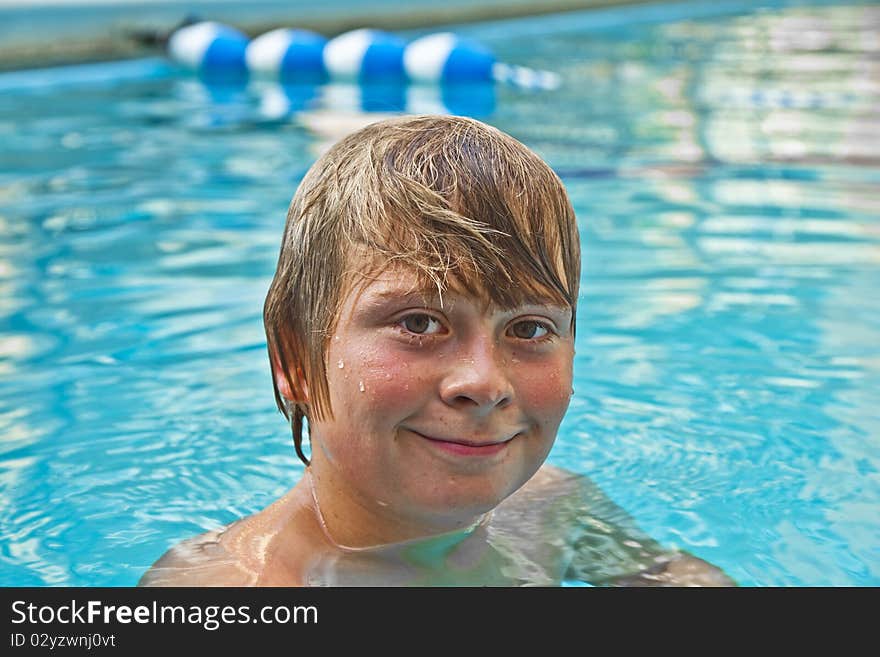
left=167, top=20, right=561, bottom=91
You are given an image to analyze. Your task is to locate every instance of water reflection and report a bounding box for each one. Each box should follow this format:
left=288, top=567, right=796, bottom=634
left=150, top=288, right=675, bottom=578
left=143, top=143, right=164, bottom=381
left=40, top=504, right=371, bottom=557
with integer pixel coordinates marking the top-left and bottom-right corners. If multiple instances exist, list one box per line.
left=537, top=3, right=879, bottom=585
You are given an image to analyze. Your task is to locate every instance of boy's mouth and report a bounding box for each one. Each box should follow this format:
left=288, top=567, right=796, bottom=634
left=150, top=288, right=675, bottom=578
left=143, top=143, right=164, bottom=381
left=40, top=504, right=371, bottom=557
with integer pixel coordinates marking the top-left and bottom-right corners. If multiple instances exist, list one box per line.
left=407, top=429, right=516, bottom=457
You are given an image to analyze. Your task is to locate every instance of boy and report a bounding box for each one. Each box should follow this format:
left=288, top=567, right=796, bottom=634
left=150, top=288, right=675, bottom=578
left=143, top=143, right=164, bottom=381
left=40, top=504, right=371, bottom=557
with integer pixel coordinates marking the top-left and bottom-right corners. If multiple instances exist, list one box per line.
left=140, top=115, right=734, bottom=586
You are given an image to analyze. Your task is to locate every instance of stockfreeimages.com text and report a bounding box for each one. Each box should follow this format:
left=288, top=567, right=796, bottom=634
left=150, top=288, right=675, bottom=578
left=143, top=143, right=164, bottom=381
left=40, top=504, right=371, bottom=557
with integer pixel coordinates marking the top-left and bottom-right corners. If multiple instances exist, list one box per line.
left=11, top=600, right=317, bottom=631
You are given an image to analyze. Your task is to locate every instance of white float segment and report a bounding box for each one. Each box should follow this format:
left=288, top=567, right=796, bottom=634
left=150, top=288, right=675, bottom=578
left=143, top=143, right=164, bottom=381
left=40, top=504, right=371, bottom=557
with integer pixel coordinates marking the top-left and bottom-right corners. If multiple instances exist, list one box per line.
left=403, top=32, right=457, bottom=83
left=246, top=28, right=295, bottom=77
left=323, top=28, right=374, bottom=79
left=168, top=22, right=225, bottom=69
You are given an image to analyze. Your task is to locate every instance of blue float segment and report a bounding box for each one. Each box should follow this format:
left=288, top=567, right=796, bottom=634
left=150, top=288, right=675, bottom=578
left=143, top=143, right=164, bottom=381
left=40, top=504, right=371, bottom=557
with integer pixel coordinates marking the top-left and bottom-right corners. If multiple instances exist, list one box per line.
left=442, top=40, right=495, bottom=82
left=203, top=35, right=248, bottom=74
left=404, top=33, right=495, bottom=83
left=167, top=21, right=248, bottom=78
left=282, top=35, right=327, bottom=79
left=323, top=29, right=406, bottom=82
left=246, top=28, right=327, bottom=82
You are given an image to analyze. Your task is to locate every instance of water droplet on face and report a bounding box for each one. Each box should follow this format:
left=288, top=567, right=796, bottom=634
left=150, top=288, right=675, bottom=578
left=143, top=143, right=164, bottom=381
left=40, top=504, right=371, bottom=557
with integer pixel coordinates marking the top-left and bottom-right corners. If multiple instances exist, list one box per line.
left=359, top=380, right=365, bottom=392
left=337, top=359, right=345, bottom=369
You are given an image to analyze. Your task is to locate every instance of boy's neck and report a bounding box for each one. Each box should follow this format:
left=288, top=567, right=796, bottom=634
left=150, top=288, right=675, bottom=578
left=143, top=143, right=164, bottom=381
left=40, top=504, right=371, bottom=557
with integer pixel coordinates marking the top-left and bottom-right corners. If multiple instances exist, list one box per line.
left=306, top=467, right=491, bottom=551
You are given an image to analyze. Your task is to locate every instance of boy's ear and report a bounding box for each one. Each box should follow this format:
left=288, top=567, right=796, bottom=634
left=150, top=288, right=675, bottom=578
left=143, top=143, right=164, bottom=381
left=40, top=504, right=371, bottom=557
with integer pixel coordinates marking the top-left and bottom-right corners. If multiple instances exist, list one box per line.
left=272, top=357, right=309, bottom=404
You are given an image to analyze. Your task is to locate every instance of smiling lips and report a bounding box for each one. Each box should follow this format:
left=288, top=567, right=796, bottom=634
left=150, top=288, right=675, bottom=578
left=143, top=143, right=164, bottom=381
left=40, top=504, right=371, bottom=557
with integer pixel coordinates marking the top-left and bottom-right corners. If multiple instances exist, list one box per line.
left=409, top=430, right=517, bottom=457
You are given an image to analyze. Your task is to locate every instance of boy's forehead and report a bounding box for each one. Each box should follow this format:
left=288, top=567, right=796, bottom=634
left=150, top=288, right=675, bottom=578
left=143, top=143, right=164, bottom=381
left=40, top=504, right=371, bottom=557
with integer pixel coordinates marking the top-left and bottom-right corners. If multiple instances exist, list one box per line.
left=344, top=264, right=567, bottom=313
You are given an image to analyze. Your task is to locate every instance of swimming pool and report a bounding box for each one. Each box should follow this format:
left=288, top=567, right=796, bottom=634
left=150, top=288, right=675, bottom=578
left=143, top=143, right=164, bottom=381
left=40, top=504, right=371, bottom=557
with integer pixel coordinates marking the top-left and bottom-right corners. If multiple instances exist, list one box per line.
left=1, top=0, right=878, bottom=586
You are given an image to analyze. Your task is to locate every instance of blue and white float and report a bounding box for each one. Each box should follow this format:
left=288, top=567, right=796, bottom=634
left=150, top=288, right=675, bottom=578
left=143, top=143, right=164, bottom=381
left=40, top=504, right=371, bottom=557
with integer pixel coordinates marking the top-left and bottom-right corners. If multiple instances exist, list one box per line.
left=166, top=21, right=248, bottom=79
left=403, top=32, right=495, bottom=84
left=404, top=32, right=559, bottom=90
left=322, top=28, right=406, bottom=81
left=245, top=28, right=328, bottom=81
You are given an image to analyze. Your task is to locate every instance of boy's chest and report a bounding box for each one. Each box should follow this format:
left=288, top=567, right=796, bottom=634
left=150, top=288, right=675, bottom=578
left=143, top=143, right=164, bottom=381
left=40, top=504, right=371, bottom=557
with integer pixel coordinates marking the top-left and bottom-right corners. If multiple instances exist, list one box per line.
left=295, top=506, right=574, bottom=587
left=300, top=535, right=569, bottom=587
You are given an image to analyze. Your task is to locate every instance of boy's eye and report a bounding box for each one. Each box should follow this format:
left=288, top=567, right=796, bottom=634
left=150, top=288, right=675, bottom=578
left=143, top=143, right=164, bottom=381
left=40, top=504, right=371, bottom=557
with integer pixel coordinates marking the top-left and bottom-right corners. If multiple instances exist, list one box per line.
left=401, top=313, right=443, bottom=335
left=509, top=320, right=550, bottom=340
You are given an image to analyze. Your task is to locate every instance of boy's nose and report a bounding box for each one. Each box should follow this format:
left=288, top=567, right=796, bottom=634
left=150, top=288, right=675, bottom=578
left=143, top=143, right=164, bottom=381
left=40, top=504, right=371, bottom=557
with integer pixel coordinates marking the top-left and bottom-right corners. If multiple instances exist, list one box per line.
left=439, top=337, right=513, bottom=413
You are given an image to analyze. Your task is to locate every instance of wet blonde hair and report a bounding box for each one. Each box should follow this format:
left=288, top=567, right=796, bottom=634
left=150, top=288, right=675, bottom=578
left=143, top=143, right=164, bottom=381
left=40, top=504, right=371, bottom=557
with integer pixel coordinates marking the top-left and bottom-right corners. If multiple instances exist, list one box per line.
left=263, top=114, right=580, bottom=465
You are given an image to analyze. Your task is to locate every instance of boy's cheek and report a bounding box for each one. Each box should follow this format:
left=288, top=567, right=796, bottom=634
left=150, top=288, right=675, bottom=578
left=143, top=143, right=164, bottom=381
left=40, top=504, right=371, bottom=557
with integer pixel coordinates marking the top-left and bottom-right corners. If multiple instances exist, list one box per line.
left=332, top=347, right=424, bottom=410
left=331, top=342, right=573, bottom=419
left=516, top=357, right=573, bottom=415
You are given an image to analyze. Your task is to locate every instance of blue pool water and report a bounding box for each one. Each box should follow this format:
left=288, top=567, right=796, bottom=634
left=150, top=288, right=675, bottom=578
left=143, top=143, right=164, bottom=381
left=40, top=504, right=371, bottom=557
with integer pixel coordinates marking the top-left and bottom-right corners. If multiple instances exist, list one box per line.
left=1, top=0, right=878, bottom=586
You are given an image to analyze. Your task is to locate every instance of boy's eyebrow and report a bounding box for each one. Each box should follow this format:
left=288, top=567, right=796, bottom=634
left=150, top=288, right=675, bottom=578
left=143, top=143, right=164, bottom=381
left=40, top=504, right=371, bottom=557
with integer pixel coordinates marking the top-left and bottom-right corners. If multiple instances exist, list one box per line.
left=361, top=285, right=570, bottom=314
left=361, top=286, right=441, bottom=308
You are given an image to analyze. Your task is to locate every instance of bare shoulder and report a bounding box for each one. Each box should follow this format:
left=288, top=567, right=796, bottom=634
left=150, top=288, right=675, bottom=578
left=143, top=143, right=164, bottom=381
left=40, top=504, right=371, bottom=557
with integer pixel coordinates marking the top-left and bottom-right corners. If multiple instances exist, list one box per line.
left=138, top=528, right=255, bottom=587
left=138, top=482, right=317, bottom=587
left=515, top=463, right=738, bottom=586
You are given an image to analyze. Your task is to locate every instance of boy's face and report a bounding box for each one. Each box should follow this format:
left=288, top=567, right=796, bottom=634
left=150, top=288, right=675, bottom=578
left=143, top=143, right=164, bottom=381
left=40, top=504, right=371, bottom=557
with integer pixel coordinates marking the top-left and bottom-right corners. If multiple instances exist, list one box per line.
left=304, top=263, right=575, bottom=541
